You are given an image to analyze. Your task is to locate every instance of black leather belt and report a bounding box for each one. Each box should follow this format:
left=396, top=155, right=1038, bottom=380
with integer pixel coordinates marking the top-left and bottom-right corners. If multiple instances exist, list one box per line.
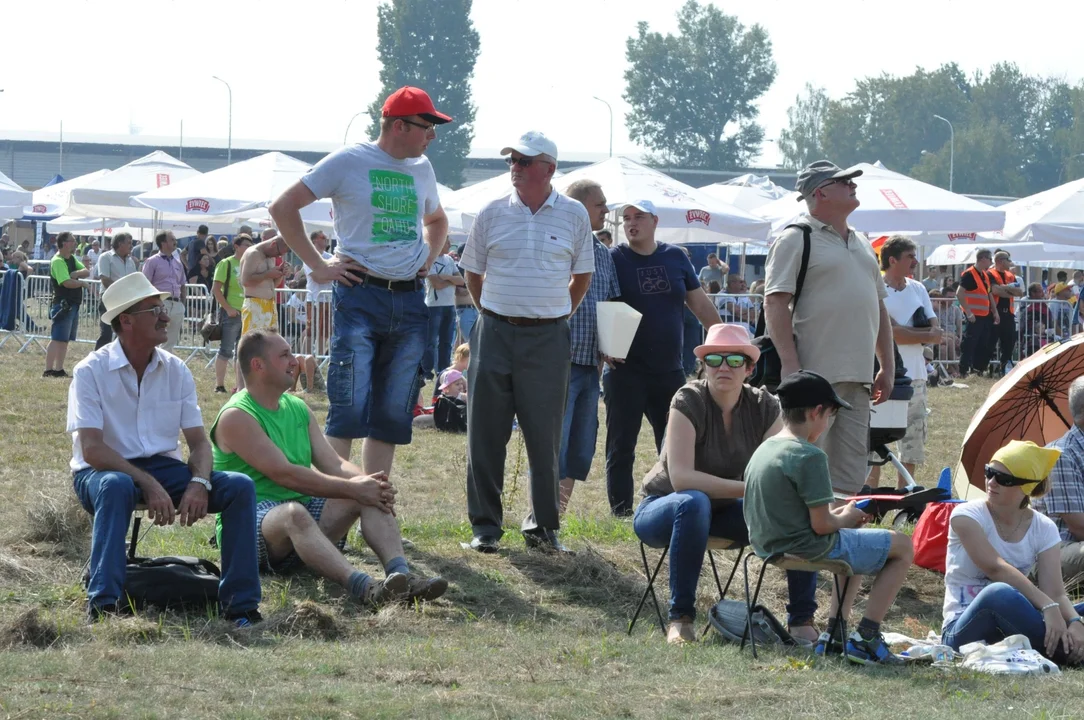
left=481, top=308, right=567, bottom=327
left=360, top=273, right=421, bottom=292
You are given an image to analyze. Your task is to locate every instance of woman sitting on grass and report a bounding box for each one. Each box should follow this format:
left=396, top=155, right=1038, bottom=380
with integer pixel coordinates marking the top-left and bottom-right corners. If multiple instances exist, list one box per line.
left=631, top=324, right=819, bottom=645
left=942, top=440, right=1084, bottom=665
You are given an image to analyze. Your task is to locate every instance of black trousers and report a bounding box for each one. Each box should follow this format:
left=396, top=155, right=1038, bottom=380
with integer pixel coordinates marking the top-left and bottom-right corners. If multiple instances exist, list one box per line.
left=603, top=365, right=686, bottom=517
left=94, top=301, right=112, bottom=350
left=960, top=313, right=994, bottom=375
left=994, top=310, right=1016, bottom=370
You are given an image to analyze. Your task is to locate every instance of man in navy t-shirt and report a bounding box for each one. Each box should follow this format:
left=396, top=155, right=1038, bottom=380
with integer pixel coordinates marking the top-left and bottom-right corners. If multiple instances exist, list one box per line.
left=604, top=201, right=721, bottom=515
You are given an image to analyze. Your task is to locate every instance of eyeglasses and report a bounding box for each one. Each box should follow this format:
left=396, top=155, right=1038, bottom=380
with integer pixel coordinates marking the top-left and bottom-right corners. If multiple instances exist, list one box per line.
left=125, top=304, right=169, bottom=319
left=399, top=118, right=435, bottom=133
left=702, top=353, right=750, bottom=369
left=818, top=178, right=856, bottom=191
left=505, top=156, right=537, bottom=168
left=984, top=465, right=1033, bottom=487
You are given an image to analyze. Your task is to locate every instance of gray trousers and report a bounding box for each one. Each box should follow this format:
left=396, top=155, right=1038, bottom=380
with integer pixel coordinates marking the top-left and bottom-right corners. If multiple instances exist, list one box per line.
left=466, top=313, right=570, bottom=539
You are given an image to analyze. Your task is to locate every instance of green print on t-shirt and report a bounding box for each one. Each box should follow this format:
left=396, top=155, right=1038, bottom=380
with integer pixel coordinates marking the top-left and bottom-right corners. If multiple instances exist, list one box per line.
left=370, top=169, right=418, bottom=244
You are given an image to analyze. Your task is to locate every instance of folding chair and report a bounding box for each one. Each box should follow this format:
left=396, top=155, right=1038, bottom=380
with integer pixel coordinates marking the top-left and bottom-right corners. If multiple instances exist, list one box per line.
left=628, top=537, right=745, bottom=637
left=741, top=553, right=854, bottom=660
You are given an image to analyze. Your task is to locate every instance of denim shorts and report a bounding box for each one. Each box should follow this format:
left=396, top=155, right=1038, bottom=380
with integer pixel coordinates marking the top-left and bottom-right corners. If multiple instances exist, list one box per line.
left=217, top=308, right=243, bottom=359
left=50, top=302, right=80, bottom=342
left=325, top=281, right=429, bottom=444
left=255, top=496, right=345, bottom=572
left=824, top=528, right=892, bottom=576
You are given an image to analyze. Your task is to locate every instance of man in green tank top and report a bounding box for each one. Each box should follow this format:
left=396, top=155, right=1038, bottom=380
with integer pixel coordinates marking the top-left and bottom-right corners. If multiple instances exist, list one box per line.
left=211, top=329, right=447, bottom=606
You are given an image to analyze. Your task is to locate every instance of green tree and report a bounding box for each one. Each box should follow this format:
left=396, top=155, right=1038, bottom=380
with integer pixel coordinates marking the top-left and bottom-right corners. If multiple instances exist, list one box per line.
left=776, top=83, right=828, bottom=170
left=366, top=0, right=479, bottom=187
left=623, top=0, right=776, bottom=169
left=911, top=120, right=1027, bottom=196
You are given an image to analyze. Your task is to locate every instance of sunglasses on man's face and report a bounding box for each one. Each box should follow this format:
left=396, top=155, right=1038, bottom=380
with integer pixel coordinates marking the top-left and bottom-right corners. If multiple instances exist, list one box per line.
left=702, top=353, right=749, bottom=369
left=984, top=465, right=1033, bottom=487
left=819, top=178, right=856, bottom=191
left=505, top=156, right=537, bottom=168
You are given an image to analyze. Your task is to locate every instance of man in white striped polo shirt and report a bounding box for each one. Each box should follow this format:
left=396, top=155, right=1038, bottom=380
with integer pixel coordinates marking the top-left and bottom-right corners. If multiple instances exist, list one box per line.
left=459, top=131, right=595, bottom=554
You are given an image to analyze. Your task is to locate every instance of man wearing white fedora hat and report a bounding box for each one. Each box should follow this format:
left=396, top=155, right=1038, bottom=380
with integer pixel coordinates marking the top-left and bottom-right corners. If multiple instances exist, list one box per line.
left=68, top=273, right=263, bottom=625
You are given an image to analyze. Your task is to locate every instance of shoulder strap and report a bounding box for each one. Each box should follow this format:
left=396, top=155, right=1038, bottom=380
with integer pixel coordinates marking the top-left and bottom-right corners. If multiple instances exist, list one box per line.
left=754, top=224, right=811, bottom=336
left=788, top=224, right=813, bottom=306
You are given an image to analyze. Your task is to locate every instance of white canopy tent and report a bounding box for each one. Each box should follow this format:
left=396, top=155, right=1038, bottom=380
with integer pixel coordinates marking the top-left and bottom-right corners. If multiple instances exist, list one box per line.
left=698, top=174, right=790, bottom=212
left=926, top=241, right=1084, bottom=266
left=996, top=178, right=1084, bottom=246
left=23, top=170, right=112, bottom=220
left=0, top=169, right=32, bottom=210
left=47, top=215, right=240, bottom=237
left=131, top=152, right=334, bottom=226
left=65, top=151, right=202, bottom=222
left=554, top=157, right=772, bottom=245
left=754, top=162, right=1006, bottom=237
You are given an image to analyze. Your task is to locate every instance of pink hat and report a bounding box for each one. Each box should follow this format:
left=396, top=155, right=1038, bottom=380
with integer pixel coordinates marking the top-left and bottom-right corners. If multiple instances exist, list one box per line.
left=694, top=323, right=760, bottom=363
left=439, top=369, right=464, bottom=391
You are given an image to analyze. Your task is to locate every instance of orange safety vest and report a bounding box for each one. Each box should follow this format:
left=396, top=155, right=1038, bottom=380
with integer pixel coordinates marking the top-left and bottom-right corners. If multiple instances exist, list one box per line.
left=987, top=268, right=1016, bottom=314
left=962, top=265, right=992, bottom=317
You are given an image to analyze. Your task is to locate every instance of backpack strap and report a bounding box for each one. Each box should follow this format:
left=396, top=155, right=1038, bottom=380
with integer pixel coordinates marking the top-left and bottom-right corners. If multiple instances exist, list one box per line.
left=754, top=223, right=812, bottom=336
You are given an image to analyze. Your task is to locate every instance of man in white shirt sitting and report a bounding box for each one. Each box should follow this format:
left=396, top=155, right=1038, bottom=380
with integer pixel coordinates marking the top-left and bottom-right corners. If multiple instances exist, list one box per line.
left=68, top=273, right=262, bottom=625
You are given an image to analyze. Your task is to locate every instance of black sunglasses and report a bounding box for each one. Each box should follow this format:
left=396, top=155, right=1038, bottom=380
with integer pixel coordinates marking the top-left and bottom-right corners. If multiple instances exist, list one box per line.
left=399, top=118, right=435, bottom=132
left=504, top=156, right=537, bottom=168
left=702, top=353, right=750, bottom=369
left=819, top=177, right=856, bottom=191
left=984, top=465, right=1034, bottom=487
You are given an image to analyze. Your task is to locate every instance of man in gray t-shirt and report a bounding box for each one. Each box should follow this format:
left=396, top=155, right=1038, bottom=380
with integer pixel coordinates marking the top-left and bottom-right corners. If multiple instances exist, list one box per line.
left=269, top=86, right=452, bottom=477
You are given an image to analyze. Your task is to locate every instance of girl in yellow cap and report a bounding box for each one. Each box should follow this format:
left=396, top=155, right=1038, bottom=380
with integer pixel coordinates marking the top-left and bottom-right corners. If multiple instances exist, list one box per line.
left=941, top=440, right=1084, bottom=664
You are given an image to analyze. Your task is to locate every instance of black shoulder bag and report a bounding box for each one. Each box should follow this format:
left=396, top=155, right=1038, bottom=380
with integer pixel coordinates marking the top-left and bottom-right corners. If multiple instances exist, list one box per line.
left=749, top=224, right=812, bottom=392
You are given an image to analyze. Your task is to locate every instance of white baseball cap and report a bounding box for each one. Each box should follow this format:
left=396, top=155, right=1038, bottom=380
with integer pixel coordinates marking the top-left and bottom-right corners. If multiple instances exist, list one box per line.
left=618, top=200, right=658, bottom=216
left=501, top=131, right=558, bottom=160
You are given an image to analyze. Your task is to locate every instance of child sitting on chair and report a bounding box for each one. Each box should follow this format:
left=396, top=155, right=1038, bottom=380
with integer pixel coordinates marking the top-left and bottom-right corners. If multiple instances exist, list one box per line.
left=744, top=370, right=914, bottom=665
left=941, top=440, right=1084, bottom=665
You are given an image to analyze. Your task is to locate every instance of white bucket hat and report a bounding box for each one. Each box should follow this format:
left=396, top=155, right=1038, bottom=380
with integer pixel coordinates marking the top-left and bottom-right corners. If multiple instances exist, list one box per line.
left=100, top=273, right=170, bottom=324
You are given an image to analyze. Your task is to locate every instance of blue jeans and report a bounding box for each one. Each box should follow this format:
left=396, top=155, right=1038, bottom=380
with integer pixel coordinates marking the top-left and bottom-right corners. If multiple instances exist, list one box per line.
left=456, top=305, right=478, bottom=345
left=634, top=490, right=818, bottom=624
left=50, top=302, right=80, bottom=342
left=72, top=454, right=261, bottom=615
left=942, top=582, right=1084, bottom=662
left=682, top=308, right=701, bottom=376
left=559, top=363, right=600, bottom=480
left=326, top=282, right=429, bottom=444
left=423, top=304, right=457, bottom=381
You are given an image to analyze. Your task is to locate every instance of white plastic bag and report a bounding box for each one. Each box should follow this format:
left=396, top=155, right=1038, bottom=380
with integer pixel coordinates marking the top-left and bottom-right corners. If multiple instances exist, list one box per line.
left=959, top=635, right=1060, bottom=676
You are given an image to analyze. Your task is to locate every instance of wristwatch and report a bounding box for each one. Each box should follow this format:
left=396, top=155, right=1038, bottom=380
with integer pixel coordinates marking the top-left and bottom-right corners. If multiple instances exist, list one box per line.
left=1070, top=617, right=1083, bottom=627
left=189, top=476, right=213, bottom=492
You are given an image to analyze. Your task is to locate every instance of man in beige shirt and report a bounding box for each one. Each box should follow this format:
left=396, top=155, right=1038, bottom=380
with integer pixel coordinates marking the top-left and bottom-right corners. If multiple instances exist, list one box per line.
left=764, top=161, right=894, bottom=495
left=239, top=234, right=289, bottom=336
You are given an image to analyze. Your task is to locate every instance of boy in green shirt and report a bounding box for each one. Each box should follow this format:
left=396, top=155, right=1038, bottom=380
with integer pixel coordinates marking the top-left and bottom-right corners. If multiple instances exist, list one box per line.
left=744, top=370, right=913, bottom=665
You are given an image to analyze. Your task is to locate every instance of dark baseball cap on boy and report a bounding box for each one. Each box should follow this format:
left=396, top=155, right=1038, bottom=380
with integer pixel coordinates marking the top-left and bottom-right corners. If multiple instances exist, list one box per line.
left=775, top=370, right=853, bottom=410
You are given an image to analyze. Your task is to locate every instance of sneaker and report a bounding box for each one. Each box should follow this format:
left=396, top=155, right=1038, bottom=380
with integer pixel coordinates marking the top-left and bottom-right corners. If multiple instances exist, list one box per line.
left=214, top=385, right=228, bottom=394
left=362, top=572, right=409, bottom=608
left=86, top=602, right=120, bottom=624
left=226, top=609, right=264, bottom=628
left=55, top=370, right=69, bottom=378
left=403, top=573, right=449, bottom=602
left=412, top=404, right=425, bottom=418
left=814, top=629, right=845, bottom=657
left=844, top=630, right=906, bottom=666
left=42, top=369, right=56, bottom=378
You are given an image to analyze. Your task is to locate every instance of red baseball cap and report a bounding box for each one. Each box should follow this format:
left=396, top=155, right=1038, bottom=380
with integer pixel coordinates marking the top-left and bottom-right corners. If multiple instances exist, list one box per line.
left=381, top=86, right=452, bottom=125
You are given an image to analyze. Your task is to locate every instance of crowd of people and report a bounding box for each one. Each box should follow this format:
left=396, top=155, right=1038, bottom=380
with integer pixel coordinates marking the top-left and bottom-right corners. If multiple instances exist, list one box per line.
left=19, top=85, right=1084, bottom=670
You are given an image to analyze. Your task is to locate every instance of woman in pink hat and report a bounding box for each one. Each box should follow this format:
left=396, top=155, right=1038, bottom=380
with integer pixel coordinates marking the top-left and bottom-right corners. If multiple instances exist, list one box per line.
left=633, top=323, right=819, bottom=644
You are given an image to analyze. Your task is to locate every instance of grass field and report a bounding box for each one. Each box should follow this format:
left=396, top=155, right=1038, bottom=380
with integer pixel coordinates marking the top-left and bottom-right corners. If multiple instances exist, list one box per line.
left=1, top=341, right=1081, bottom=719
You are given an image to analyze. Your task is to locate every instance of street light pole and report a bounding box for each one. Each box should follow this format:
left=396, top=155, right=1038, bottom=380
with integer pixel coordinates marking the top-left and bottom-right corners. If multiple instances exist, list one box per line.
left=212, top=75, right=232, bottom=165
left=592, top=96, right=613, bottom=158
left=344, top=111, right=366, bottom=145
left=933, top=114, right=954, bottom=191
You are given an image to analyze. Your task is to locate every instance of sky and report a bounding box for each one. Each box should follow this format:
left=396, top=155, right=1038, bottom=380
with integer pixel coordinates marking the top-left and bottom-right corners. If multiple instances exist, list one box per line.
left=3, top=0, right=1083, bottom=166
